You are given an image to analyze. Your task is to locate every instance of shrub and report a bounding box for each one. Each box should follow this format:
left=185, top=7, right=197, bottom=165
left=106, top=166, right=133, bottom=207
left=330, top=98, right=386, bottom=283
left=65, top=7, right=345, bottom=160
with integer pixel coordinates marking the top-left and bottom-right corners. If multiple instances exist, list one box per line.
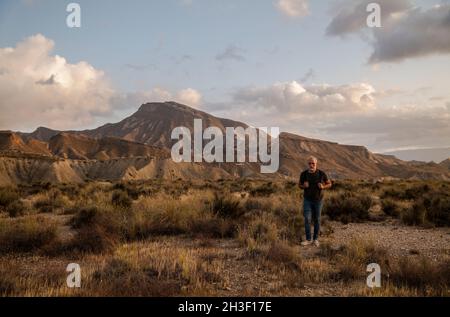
left=389, top=258, right=450, bottom=294
left=381, top=198, right=406, bottom=217
left=70, top=206, right=99, bottom=229
left=0, top=187, right=20, bottom=209
left=0, top=217, right=58, bottom=254
left=265, top=241, right=299, bottom=267
left=425, top=195, right=450, bottom=227
left=111, top=190, right=132, bottom=209
left=323, top=192, right=373, bottom=223
left=33, top=189, right=66, bottom=213
left=6, top=200, right=25, bottom=218
left=402, top=202, right=427, bottom=226
left=212, top=193, right=244, bottom=219
left=68, top=225, right=118, bottom=254
left=250, top=182, right=278, bottom=197
left=190, top=217, right=237, bottom=238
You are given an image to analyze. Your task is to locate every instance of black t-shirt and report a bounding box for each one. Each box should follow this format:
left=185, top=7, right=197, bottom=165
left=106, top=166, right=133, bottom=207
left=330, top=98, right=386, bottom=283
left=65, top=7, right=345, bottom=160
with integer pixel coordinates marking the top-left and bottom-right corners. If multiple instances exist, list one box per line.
left=299, top=169, right=329, bottom=202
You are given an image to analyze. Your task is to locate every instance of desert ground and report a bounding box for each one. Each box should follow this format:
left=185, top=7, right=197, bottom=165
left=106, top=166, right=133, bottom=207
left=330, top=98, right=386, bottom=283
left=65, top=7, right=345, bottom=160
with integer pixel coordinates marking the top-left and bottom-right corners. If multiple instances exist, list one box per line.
left=0, top=179, right=449, bottom=296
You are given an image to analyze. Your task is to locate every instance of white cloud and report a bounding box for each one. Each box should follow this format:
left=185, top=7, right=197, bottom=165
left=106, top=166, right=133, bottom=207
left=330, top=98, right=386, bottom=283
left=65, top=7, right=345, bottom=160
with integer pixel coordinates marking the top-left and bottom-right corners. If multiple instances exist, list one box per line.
left=0, top=34, right=115, bottom=131
left=205, top=80, right=449, bottom=151
left=276, top=0, right=309, bottom=18
left=0, top=34, right=203, bottom=131
left=233, top=81, right=376, bottom=114
left=176, top=88, right=202, bottom=107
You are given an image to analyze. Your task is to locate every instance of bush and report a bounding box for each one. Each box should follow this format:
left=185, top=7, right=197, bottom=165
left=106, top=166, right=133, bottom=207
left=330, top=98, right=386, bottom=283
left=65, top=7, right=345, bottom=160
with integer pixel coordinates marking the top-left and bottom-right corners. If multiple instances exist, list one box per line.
left=33, top=189, right=66, bottom=213
left=111, top=190, right=132, bottom=209
left=6, top=200, right=25, bottom=218
left=0, top=187, right=20, bottom=209
left=425, top=195, right=450, bottom=227
left=381, top=198, right=405, bottom=217
left=250, top=182, right=278, bottom=197
left=0, top=217, right=58, bottom=254
left=323, top=192, right=373, bottom=223
left=265, top=241, right=299, bottom=267
left=402, top=202, right=427, bottom=226
left=70, top=206, right=99, bottom=229
left=212, top=193, right=244, bottom=219
left=190, top=217, right=237, bottom=238
left=68, top=225, right=118, bottom=254
left=389, top=258, right=450, bottom=294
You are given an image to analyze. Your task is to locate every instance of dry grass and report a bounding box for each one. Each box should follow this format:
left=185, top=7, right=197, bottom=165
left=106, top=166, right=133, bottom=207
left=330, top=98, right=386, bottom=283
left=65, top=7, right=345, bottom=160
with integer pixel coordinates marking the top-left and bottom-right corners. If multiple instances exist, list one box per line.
left=0, top=179, right=448, bottom=296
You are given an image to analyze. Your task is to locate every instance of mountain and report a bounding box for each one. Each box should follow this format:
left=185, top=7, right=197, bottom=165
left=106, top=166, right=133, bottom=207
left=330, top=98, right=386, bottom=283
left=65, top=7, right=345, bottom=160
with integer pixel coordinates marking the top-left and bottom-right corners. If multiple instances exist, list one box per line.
left=48, top=132, right=169, bottom=160
left=0, top=131, right=169, bottom=160
left=440, top=158, right=450, bottom=170
left=0, top=131, right=51, bottom=156
left=383, top=147, right=450, bottom=163
left=82, top=101, right=250, bottom=148
left=1, top=101, right=449, bottom=184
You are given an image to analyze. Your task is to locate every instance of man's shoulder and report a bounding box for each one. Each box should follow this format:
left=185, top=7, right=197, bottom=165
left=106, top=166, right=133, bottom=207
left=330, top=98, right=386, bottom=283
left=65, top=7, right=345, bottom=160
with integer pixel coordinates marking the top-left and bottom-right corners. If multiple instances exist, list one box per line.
left=317, top=169, right=329, bottom=178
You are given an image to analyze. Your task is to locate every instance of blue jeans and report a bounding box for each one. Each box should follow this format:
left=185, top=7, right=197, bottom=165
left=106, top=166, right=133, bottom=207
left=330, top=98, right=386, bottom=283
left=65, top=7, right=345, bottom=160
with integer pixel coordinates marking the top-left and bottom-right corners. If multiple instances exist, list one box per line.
left=303, top=199, right=323, bottom=241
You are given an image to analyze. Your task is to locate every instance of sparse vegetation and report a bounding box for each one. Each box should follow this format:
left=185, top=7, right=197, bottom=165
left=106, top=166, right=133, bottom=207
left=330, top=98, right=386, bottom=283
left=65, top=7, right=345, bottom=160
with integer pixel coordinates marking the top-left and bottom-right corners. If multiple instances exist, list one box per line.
left=0, top=179, right=448, bottom=296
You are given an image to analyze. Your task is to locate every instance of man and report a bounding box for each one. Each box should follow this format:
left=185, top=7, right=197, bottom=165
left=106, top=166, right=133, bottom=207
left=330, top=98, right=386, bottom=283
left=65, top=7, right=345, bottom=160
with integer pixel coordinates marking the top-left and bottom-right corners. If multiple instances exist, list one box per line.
left=299, top=156, right=332, bottom=247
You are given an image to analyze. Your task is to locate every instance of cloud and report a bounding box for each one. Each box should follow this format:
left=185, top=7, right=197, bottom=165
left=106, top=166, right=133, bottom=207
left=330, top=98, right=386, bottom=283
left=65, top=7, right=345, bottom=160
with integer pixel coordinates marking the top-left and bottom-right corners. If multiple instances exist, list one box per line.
left=111, top=87, right=202, bottom=111
left=176, top=88, right=202, bottom=107
left=215, top=45, right=246, bottom=62
left=276, top=0, right=309, bottom=18
left=326, top=0, right=412, bottom=36
left=300, top=68, right=315, bottom=83
left=369, top=4, right=450, bottom=63
left=326, top=1, right=450, bottom=63
left=233, top=81, right=376, bottom=114
left=204, top=80, right=449, bottom=151
left=0, top=34, right=203, bottom=131
left=0, top=34, right=115, bottom=131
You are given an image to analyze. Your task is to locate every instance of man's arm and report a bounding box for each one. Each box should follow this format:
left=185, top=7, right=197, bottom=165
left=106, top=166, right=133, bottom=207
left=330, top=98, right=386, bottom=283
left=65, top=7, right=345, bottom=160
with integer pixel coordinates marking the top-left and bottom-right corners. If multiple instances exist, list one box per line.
left=298, top=172, right=307, bottom=189
left=318, top=172, right=332, bottom=189
left=319, top=179, right=332, bottom=189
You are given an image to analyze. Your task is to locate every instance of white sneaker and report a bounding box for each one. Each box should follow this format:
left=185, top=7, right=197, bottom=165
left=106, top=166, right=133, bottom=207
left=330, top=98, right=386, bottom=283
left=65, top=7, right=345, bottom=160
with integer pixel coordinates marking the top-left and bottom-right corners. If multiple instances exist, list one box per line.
left=313, top=240, right=320, bottom=247
left=301, top=241, right=312, bottom=246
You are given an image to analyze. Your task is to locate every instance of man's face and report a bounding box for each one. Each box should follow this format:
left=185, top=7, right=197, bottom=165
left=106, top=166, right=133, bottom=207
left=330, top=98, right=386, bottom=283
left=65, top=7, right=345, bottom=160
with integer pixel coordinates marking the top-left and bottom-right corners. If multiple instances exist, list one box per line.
left=308, top=160, right=317, bottom=171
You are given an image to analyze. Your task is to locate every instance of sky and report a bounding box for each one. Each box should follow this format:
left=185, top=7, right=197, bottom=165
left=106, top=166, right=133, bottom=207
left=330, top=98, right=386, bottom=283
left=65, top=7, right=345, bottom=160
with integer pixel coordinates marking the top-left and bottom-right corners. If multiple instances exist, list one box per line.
left=0, top=0, right=449, bottom=154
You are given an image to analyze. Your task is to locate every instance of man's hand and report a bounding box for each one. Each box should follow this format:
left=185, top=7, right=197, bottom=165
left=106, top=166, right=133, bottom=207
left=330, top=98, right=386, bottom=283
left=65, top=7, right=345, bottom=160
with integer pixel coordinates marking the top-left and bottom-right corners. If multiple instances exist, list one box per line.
left=318, top=183, right=324, bottom=189
left=303, top=181, right=309, bottom=188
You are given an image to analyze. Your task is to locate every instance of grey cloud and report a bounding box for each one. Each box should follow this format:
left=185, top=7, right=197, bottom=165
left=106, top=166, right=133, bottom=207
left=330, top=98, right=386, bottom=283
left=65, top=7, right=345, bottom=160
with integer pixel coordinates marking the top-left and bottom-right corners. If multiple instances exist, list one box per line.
left=216, top=45, right=246, bottom=62
left=369, top=5, right=450, bottom=63
left=300, top=68, right=315, bottom=83
left=124, top=64, right=156, bottom=71
left=326, top=0, right=412, bottom=36
left=326, top=1, right=450, bottom=63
